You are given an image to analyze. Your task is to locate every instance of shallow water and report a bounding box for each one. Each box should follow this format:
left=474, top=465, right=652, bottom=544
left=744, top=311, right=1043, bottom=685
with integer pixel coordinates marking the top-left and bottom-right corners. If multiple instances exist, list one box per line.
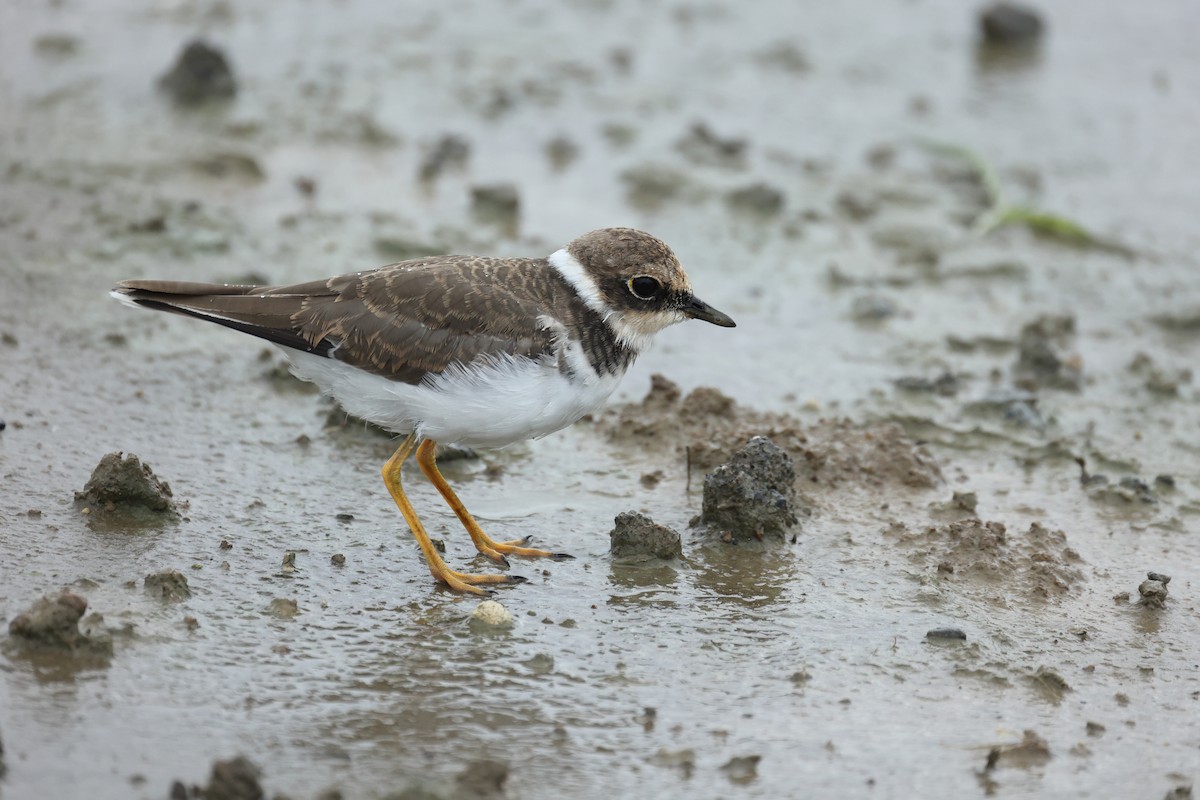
left=1, top=0, right=1198, bottom=798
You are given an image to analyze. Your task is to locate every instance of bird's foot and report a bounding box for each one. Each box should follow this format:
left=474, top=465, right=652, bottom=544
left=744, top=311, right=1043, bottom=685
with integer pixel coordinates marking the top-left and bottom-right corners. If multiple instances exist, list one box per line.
left=478, top=534, right=575, bottom=564
left=434, top=566, right=528, bottom=596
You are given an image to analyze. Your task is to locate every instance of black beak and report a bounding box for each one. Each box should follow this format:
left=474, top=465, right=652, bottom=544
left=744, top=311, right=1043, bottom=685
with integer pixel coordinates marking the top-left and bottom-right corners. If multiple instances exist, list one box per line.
left=683, top=295, right=736, bottom=328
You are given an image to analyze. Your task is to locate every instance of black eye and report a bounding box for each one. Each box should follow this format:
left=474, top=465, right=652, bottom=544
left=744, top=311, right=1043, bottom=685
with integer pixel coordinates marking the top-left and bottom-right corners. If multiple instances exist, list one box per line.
left=628, top=276, right=662, bottom=300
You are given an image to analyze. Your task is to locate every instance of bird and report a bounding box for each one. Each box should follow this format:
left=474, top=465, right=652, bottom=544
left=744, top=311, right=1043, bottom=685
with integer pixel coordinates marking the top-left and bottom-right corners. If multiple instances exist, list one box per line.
left=112, top=227, right=735, bottom=594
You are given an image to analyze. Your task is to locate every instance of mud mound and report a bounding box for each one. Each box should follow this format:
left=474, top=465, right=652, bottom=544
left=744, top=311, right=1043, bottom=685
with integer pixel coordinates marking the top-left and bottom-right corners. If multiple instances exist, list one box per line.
left=885, top=519, right=1083, bottom=603
left=145, top=569, right=191, bottom=601
left=75, top=452, right=180, bottom=522
left=7, top=591, right=113, bottom=655
left=694, top=437, right=798, bottom=545
left=601, top=374, right=942, bottom=491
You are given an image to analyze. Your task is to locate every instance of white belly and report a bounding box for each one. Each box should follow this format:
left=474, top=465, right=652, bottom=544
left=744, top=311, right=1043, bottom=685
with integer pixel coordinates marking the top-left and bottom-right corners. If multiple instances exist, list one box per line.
left=282, top=347, right=624, bottom=449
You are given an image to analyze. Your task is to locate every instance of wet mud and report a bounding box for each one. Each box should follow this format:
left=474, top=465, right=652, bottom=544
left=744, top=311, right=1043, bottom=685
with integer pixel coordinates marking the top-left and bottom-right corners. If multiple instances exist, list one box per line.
left=2, top=0, right=1199, bottom=798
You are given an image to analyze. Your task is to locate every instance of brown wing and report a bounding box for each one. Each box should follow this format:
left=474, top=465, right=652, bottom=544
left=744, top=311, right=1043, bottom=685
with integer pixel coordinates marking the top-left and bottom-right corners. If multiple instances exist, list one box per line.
left=113, top=256, right=563, bottom=385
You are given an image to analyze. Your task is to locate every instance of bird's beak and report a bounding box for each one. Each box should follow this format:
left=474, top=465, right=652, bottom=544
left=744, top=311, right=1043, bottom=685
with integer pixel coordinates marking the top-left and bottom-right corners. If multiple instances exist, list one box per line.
left=682, top=295, right=736, bottom=327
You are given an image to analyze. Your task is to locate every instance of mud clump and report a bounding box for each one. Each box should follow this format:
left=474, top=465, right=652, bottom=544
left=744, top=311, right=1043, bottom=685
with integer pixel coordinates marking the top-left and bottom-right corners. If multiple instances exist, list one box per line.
left=987, top=730, right=1051, bottom=770
left=145, top=569, right=191, bottom=601
left=159, top=40, right=236, bottom=105
left=75, top=452, right=180, bottom=522
left=1138, top=572, right=1170, bottom=609
left=7, top=591, right=113, bottom=655
left=886, top=519, right=1083, bottom=604
left=173, top=756, right=263, bottom=800
left=695, top=437, right=798, bottom=545
left=601, top=374, right=942, bottom=493
left=726, top=183, right=785, bottom=216
left=1014, top=315, right=1082, bottom=391
left=609, top=512, right=682, bottom=562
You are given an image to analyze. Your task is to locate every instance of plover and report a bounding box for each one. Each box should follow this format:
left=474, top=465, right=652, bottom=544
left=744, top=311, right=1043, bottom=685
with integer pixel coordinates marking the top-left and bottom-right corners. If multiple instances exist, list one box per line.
left=112, top=227, right=735, bottom=593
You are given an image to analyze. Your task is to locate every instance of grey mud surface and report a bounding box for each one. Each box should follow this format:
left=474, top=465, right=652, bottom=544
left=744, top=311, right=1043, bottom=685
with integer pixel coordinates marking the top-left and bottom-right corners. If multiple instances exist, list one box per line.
left=2, top=1, right=1199, bottom=798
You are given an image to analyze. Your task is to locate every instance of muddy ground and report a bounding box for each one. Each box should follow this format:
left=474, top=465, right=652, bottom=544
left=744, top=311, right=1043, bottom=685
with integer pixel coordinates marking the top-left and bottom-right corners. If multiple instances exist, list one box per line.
left=1, top=1, right=1198, bottom=798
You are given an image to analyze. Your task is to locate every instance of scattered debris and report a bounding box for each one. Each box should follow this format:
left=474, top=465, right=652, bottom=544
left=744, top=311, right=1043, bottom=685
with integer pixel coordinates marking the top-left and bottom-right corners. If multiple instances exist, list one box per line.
left=145, top=569, right=191, bottom=601
left=159, top=40, right=236, bottom=105
left=74, top=452, right=180, bottom=522
left=609, top=511, right=683, bottom=562
left=469, top=600, right=514, bottom=630
left=695, top=437, right=798, bottom=545
left=1138, top=572, right=1170, bottom=609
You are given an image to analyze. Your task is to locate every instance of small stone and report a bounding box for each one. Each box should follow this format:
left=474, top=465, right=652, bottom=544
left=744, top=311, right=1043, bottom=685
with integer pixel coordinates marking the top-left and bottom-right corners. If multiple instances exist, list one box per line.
left=331, top=553, right=346, bottom=566
left=7, top=591, right=112, bottom=655
left=1138, top=573, right=1169, bottom=609
left=926, top=627, right=967, bottom=641
left=159, top=40, right=237, bottom=105
left=609, top=512, right=682, bottom=562
left=204, top=756, right=263, bottom=800
left=979, top=2, right=1044, bottom=47
left=1085, top=721, right=1105, bottom=737
left=469, top=600, right=514, bottom=630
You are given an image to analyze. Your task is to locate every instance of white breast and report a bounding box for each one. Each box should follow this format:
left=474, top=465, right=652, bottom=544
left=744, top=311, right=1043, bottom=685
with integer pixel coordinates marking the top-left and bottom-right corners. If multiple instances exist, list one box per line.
left=282, top=342, right=626, bottom=449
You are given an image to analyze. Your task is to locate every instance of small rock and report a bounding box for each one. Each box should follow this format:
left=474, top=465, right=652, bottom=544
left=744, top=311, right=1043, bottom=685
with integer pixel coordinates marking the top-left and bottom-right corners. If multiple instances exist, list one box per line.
left=7, top=591, right=113, bottom=654
left=1138, top=573, right=1170, bottom=609
left=1085, top=721, right=1105, bottom=737
left=145, top=569, right=191, bottom=601
left=75, top=451, right=180, bottom=521
left=331, top=553, right=346, bottom=566
left=204, top=756, right=263, bottom=800
left=979, top=3, right=1044, bottom=47
left=609, top=512, right=682, bottom=562
left=159, top=40, right=236, bottom=105
left=695, top=437, right=798, bottom=545
left=926, top=627, right=967, bottom=641
left=469, top=600, right=514, bottom=630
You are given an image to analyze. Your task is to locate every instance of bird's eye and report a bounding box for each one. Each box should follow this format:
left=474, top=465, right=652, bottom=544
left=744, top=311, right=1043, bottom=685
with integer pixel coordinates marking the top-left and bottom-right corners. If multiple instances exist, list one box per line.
left=628, top=276, right=662, bottom=300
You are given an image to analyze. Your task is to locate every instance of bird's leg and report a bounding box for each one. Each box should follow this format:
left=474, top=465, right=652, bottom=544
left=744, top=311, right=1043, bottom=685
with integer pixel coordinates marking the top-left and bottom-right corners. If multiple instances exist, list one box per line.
left=416, top=439, right=574, bottom=564
left=382, top=434, right=526, bottom=594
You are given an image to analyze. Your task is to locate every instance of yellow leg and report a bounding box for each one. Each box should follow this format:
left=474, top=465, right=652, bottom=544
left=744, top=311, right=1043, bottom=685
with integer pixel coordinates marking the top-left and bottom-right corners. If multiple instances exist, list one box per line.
left=382, top=434, right=524, bottom=595
left=416, top=439, right=574, bottom=565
